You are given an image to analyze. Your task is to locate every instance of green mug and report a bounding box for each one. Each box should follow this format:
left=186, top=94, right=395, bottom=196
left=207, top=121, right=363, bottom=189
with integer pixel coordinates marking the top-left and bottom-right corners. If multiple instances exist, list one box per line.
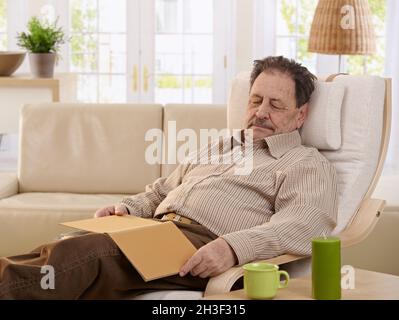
left=243, top=262, right=289, bottom=299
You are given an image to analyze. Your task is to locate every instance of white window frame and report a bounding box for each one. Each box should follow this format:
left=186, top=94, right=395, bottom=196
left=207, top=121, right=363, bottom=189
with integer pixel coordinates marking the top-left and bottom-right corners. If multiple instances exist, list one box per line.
left=4, top=0, right=234, bottom=103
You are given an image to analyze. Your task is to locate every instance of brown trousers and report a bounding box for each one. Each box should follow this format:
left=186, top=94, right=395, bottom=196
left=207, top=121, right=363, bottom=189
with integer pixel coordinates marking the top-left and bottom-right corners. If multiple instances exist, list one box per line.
left=0, top=219, right=218, bottom=299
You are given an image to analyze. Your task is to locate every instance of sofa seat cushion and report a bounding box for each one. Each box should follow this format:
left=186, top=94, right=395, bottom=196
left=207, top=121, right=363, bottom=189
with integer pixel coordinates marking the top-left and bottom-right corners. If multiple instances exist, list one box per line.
left=0, top=192, right=126, bottom=256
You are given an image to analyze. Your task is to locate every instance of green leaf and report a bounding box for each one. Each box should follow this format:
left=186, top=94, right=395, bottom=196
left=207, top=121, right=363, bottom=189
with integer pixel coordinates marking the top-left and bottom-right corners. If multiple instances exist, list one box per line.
left=16, top=16, right=68, bottom=53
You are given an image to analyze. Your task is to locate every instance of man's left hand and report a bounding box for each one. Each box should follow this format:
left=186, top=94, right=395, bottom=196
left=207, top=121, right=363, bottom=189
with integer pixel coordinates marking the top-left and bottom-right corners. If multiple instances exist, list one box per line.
left=179, top=238, right=237, bottom=278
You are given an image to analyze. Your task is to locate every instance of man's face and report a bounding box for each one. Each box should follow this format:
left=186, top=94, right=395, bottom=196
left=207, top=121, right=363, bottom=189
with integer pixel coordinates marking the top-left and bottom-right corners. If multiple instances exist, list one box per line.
left=244, top=70, right=308, bottom=140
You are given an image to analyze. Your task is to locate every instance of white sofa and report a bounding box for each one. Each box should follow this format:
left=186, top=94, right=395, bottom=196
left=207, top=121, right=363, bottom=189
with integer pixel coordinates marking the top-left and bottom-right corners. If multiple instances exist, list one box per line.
left=0, top=103, right=226, bottom=257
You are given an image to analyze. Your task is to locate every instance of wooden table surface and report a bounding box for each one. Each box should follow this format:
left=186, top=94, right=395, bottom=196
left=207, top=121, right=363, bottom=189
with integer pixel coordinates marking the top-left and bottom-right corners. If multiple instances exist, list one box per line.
left=204, top=268, right=399, bottom=300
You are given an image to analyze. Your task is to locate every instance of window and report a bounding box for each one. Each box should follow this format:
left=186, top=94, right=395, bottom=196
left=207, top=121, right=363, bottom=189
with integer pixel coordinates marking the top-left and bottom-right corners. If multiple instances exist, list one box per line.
left=68, top=0, right=220, bottom=104
left=69, top=0, right=127, bottom=102
left=0, top=0, right=6, bottom=50
left=155, top=0, right=213, bottom=104
left=276, top=0, right=386, bottom=76
left=346, top=0, right=386, bottom=75
left=276, top=0, right=318, bottom=73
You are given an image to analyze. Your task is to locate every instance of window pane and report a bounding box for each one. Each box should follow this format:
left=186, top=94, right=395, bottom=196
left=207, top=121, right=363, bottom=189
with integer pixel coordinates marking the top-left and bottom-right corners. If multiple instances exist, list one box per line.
left=297, top=37, right=316, bottom=73
left=298, top=0, right=317, bottom=36
left=346, top=0, right=386, bottom=75
left=155, top=0, right=214, bottom=104
left=369, top=0, right=386, bottom=36
left=347, top=38, right=385, bottom=76
left=99, top=0, right=126, bottom=33
left=192, top=76, right=212, bottom=103
left=99, top=34, right=126, bottom=73
left=276, top=37, right=296, bottom=59
left=70, top=34, right=98, bottom=72
left=182, top=76, right=212, bottom=103
left=71, top=53, right=98, bottom=73
left=70, top=0, right=97, bottom=33
left=183, top=75, right=193, bottom=102
left=155, top=35, right=184, bottom=73
left=77, top=75, right=98, bottom=102
left=156, top=0, right=182, bottom=33
left=156, top=53, right=183, bottom=74
left=71, top=34, right=98, bottom=54
left=277, top=0, right=296, bottom=36
left=184, top=35, right=212, bottom=74
left=365, top=37, right=385, bottom=75
left=155, top=75, right=183, bottom=104
left=156, top=34, right=183, bottom=53
left=0, top=0, right=7, bottom=50
left=278, top=0, right=318, bottom=36
left=70, top=0, right=127, bottom=103
left=183, top=0, right=213, bottom=33
left=0, top=34, right=6, bottom=51
left=0, top=0, right=6, bottom=32
left=99, top=75, right=126, bottom=102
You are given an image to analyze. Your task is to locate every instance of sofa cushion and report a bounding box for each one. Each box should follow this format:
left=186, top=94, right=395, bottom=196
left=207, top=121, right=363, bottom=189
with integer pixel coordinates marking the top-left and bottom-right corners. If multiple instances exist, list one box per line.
left=161, top=104, right=227, bottom=177
left=18, top=103, right=163, bottom=194
left=227, top=72, right=345, bottom=150
left=0, top=192, right=126, bottom=256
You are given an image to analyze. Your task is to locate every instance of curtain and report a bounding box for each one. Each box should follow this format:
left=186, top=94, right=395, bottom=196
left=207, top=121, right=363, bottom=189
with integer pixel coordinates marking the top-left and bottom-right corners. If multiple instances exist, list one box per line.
left=384, top=0, right=399, bottom=175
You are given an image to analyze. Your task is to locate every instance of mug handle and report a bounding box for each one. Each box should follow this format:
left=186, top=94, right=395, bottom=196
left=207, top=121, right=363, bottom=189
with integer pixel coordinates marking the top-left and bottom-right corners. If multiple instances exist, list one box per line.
left=278, top=270, right=290, bottom=289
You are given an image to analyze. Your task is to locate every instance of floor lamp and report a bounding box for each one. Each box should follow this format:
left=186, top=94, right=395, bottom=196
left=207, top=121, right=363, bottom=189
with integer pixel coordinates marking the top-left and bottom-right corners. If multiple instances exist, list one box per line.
left=308, top=0, right=376, bottom=73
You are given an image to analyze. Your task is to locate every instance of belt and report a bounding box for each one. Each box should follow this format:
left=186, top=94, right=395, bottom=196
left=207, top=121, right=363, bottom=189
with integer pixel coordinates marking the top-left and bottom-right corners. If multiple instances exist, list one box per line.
left=160, top=212, right=199, bottom=225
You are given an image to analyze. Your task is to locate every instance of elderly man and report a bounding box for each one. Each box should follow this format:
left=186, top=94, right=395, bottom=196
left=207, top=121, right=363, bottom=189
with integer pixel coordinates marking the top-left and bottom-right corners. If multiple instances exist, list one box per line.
left=0, top=56, right=337, bottom=299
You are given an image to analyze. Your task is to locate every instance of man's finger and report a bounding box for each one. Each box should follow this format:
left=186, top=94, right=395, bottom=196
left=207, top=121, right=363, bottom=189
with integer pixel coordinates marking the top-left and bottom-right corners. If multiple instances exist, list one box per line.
left=114, top=205, right=127, bottom=216
left=190, top=262, right=207, bottom=277
left=198, top=269, right=212, bottom=279
left=179, top=254, right=202, bottom=277
left=94, top=208, right=111, bottom=218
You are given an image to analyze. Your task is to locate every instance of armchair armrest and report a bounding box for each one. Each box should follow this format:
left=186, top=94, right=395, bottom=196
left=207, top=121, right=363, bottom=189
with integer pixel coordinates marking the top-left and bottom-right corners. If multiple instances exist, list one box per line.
left=204, top=198, right=384, bottom=297
left=204, top=254, right=305, bottom=297
left=0, top=172, right=18, bottom=199
left=339, top=198, right=385, bottom=248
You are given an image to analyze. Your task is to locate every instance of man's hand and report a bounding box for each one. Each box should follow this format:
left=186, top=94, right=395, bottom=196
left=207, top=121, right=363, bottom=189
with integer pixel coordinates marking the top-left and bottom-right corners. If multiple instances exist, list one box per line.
left=94, top=205, right=129, bottom=218
left=179, top=238, right=237, bottom=278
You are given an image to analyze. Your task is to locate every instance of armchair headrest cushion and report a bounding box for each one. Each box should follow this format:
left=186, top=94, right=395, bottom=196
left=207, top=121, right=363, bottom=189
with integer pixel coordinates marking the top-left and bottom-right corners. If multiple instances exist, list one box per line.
left=227, top=72, right=345, bottom=150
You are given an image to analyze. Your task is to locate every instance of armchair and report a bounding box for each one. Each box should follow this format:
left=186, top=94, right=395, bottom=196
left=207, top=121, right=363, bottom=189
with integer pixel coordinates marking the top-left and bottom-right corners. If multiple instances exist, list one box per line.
left=203, top=74, right=391, bottom=297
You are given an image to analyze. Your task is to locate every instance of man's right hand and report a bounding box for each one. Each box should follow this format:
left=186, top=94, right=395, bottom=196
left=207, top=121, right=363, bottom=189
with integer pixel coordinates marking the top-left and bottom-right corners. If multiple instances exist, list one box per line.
left=94, top=205, right=129, bottom=218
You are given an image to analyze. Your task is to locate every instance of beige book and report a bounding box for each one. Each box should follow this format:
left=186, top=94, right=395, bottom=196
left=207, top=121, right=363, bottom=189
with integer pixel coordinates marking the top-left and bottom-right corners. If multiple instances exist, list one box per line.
left=61, top=215, right=197, bottom=282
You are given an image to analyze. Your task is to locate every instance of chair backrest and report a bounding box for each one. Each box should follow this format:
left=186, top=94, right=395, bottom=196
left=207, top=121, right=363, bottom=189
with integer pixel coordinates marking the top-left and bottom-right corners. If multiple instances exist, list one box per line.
left=18, top=103, right=163, bottom=194
left=227, top=73, right=390, bottom=234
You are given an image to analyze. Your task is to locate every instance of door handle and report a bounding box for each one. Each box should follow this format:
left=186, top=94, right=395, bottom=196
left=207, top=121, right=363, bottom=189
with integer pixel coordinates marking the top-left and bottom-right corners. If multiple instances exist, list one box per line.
left=143, top=65, right=149, bottom=92
left=132, top=65, right=138, bottom=92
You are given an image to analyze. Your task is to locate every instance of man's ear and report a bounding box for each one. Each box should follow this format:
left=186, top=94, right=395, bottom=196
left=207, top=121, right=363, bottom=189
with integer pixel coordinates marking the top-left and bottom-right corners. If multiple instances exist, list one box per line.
left=296, top=103, right=308, bottom=128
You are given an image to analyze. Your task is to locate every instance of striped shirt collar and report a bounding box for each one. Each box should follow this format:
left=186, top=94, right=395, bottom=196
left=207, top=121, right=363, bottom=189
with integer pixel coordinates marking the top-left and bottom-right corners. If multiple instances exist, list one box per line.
left=232, top=129, right=302, bottom=159
left=264, top=130, right=302, bottom=159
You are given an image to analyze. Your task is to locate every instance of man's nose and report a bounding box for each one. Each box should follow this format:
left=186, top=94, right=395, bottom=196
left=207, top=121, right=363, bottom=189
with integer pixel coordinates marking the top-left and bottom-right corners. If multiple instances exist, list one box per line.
left=255, top=102, right=271, bottom=119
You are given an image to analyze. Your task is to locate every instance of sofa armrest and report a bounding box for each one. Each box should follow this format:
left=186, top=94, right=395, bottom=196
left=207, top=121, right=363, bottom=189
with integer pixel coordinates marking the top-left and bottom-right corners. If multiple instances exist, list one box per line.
left=0, top=172, right=18, bottom=199
left=204, top=254, right=305, bottom=297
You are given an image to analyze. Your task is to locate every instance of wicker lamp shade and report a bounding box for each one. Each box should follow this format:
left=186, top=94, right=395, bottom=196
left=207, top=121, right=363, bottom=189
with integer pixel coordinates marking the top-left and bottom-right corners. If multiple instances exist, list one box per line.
left=308, top=0, right=376, bottom=55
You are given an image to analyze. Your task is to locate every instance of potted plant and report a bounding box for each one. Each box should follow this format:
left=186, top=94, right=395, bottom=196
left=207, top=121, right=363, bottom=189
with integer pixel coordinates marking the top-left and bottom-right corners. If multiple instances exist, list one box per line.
left=16, top=16, right=66, bottom=78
